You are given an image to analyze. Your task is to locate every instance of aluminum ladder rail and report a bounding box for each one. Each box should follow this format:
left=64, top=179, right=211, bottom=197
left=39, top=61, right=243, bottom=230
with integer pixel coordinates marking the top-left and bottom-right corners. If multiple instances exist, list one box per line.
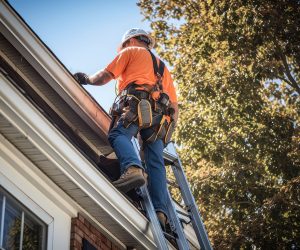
left=163, top=143, right=213, bottom=250
left=132, top=139, right=190, bottom=250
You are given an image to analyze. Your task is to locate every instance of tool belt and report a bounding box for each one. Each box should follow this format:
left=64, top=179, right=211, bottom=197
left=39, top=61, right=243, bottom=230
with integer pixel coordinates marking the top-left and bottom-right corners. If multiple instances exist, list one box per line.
left=109, top=84, right=175, bottom=144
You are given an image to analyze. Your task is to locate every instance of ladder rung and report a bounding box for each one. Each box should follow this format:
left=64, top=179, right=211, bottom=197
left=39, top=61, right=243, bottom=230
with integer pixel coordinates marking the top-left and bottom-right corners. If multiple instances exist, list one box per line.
left=163, top=231, right=179, bottom=249
left=163, top=231, right=176, bottom=240
left=167, top=179, right=180, bottom=189
left=179, top=217, right=192, bottom=225
left=176, top=209, right=191, bottom=218
left=175, top=210, right=192, bottom=225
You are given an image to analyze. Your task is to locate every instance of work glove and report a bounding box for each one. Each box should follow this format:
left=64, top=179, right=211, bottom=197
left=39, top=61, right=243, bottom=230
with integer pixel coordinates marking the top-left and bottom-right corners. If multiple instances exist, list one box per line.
left=73, top=72, right=90, bottom=85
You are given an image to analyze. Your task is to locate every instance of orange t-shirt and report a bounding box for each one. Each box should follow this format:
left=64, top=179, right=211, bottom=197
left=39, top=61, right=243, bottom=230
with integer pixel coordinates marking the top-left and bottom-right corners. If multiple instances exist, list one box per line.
left=105, top=46, right=177, bottom=103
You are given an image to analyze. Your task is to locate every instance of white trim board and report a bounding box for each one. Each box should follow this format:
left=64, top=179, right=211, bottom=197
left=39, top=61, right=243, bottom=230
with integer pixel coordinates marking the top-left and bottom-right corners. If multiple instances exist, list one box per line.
left=0, top=147, right=69, bottom=250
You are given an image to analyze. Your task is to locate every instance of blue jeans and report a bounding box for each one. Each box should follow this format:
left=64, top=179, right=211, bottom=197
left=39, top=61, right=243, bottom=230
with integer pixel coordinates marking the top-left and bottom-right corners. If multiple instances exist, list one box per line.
left=108, top=121, right=168, bottom=216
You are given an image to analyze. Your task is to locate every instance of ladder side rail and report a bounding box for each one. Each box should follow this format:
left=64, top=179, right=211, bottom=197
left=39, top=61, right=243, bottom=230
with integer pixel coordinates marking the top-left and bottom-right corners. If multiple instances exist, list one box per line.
left=139, top=186, right=170, bottom=250
left=171, top=159, right=213, bottom=250
left=132, top=139, right=170, bottom=250
left=166, top=189, right=191, bottom=250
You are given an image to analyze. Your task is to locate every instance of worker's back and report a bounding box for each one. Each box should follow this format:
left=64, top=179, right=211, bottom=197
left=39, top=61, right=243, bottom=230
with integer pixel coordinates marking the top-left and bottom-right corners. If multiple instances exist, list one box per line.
left=105, top=46, right=177, bottom=103
left=106, top=46, right=158, bottom=91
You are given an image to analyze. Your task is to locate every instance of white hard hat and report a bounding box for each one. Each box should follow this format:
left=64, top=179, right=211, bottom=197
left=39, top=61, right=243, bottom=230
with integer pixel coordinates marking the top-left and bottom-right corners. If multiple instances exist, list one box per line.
left=120, top=28, right=155, bottom=49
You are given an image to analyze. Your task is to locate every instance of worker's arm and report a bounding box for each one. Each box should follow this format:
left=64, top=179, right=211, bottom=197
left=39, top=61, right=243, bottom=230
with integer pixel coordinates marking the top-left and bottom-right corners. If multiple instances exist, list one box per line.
left=74, top=48, right=129, bottom=86
left=89, top=69, right=114, bottom=86
left=74, top=70, right=113, bottom=86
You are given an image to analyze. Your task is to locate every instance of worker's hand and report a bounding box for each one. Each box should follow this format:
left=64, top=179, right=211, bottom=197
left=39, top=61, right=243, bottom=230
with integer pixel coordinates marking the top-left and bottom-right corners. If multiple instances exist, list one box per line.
left=74, top=72, right=90, bottom=85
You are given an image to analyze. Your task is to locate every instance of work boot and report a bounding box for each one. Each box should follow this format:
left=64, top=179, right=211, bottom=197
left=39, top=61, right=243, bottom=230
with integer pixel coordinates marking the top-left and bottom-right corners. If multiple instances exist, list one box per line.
left=113, top=166, right=146, bottom=193
left=156, top=211, right=167, bottom=231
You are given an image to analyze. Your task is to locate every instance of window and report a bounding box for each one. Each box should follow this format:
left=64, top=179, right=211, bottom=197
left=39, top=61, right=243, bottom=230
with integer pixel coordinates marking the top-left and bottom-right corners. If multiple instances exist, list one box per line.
left=82, top=238, right=97, bottom=250
left=0, top=187, right=47, bottom=250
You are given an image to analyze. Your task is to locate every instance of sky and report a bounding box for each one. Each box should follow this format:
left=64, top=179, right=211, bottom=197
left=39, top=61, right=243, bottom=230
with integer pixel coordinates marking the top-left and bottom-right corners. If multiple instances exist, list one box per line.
left=8, top=0, right=151, bottom=112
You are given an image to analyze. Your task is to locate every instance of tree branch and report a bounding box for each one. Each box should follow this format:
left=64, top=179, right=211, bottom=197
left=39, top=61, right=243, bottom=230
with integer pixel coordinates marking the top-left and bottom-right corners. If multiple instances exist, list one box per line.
left=277, top=76, right=293, bottom=87
left=277, top=46, right=300, bottom=95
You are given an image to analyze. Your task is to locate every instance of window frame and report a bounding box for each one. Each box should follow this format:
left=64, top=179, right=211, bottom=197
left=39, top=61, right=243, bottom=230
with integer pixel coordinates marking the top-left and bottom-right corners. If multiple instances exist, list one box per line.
left=0, top=176, right=53, bottom=250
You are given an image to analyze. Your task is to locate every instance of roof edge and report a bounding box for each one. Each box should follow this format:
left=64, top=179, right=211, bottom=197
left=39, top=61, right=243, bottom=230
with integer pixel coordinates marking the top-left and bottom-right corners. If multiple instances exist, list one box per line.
left=0, top=0, right=111, bottom=141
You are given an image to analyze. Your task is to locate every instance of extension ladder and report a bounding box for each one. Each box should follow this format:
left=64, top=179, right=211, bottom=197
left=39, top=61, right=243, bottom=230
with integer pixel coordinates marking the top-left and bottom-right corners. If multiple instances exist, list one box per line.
left=132, top=139, right=213, bottom=250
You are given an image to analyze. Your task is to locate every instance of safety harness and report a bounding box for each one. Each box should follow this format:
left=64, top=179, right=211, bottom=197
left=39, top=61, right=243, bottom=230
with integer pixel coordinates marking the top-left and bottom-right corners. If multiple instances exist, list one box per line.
left=109, top=49, right=176, bottom=145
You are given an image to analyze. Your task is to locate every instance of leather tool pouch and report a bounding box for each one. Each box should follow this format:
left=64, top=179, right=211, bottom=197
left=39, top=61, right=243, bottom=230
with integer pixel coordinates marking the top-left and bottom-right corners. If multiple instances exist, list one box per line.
left=109, top=100, right=124, bottom=131
left=144, top=115, right=167, bottom=144
left=164, top=120, right=176, bottom=144
left=122, top=96, right=138, bottom=128
left=137, top=99, right=152, bottom=128
left=123, top=110, right=137, bottom=128
left=156, top=116, right=167, bottom=140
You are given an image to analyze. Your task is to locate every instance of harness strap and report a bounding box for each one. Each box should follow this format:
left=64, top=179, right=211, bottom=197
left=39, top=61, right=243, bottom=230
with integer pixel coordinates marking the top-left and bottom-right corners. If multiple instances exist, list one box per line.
left=147, top=49, right=165, bottom=91
left=158, top=60, right=165, bottom=78
left=148, top=49, right=158, bottom=76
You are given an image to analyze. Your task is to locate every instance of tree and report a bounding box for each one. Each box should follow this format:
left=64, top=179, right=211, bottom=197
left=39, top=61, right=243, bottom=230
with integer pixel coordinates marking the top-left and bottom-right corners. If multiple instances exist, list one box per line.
left=138, top=0, right=300, bottom=248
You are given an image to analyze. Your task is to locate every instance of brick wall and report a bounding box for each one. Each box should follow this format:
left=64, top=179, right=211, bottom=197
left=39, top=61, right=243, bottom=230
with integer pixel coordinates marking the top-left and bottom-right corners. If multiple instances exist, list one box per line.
left=70, top=213, right=122, bottom=250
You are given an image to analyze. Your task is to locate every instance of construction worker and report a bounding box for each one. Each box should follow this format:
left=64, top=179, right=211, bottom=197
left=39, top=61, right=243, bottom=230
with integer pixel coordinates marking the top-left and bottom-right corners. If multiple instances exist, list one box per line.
left=74, top=28, right=178, bottom=229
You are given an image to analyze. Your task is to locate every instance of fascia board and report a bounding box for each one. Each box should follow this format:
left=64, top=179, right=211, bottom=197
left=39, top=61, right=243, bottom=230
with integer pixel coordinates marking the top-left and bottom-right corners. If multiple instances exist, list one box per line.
left=0, top=1, right=110, bottom=142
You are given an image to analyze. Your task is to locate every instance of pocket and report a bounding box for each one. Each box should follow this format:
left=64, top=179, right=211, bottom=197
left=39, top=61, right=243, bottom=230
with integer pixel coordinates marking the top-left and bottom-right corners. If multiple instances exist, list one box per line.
left=137, top=99, right=152, bottom=128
